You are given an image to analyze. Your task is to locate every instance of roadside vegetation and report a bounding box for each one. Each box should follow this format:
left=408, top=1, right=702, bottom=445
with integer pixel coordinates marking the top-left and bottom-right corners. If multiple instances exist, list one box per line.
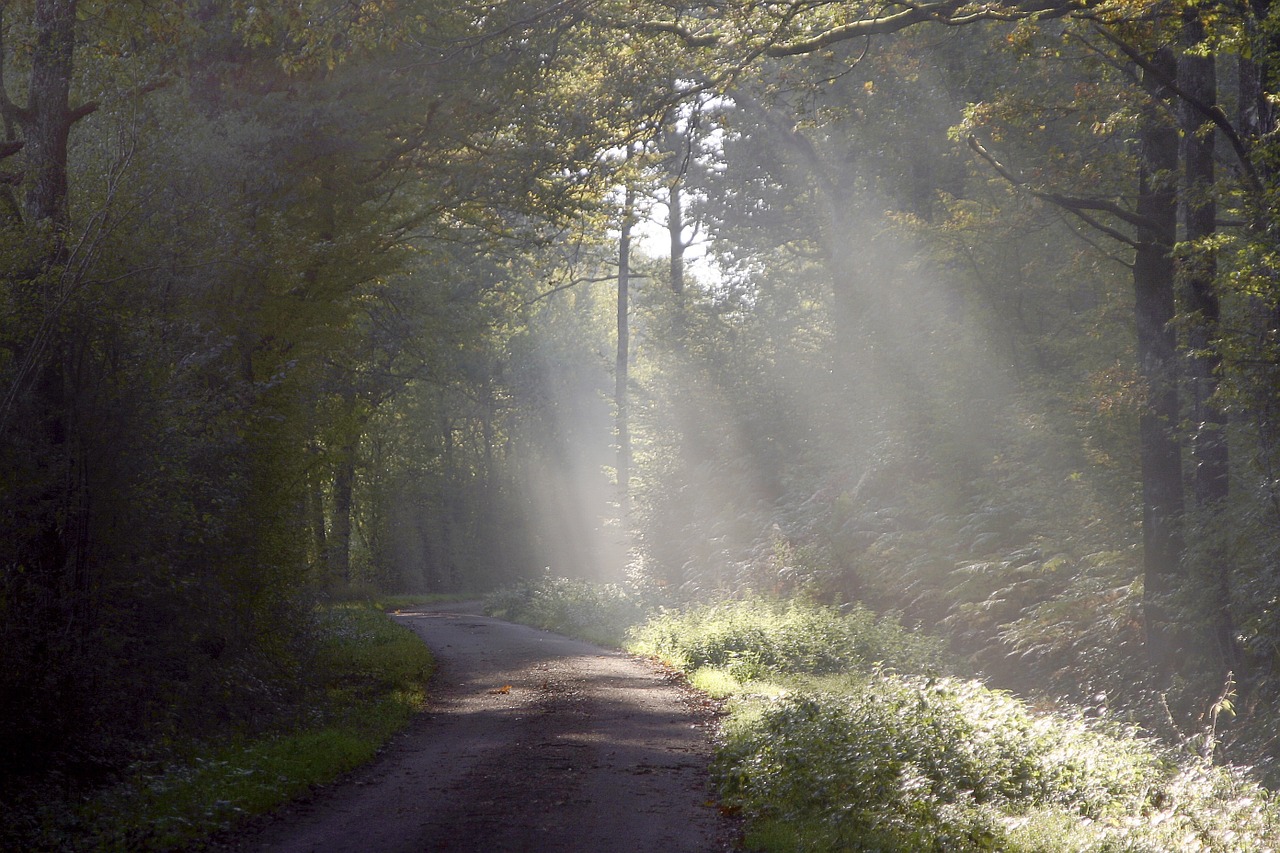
left=485, top=575, right=656, bottom=647
left=491, top=577, right=1280, bottom=852
left=4, top=603, right=433, bottom=852
left=11, top=2, right=1280, bottom=848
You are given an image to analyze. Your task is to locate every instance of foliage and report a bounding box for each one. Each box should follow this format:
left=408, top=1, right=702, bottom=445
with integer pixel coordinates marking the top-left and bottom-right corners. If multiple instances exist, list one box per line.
left=628, top=596, right=948, bottom=681
left=2, top=603, right=434, bottom=851
left=484, top=575, right=660, bottom=648
left=716, top=678, right=1279, bottom=852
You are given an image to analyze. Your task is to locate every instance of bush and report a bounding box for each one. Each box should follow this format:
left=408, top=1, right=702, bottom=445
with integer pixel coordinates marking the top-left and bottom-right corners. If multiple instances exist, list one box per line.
left=8, top=603, right=434, bottom=852
left=627, top=596, right=947, bottom=680
left=711, top=676, right=1278, bottom=851
left=484, top=575, right=656, bottom=647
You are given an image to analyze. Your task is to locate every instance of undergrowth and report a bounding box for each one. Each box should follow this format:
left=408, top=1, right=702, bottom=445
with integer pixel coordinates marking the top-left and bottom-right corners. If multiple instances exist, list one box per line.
left=634, top=598, right=1280, bottom=852
left=12, top=602, right=434, bottom=852
left=477, top=579, right=1280, bottom=850
left=628, top=596, right=948, bottom=679
left=716, top=678, right=1279, bottom=851
left=484, top=574, right=655, bottom=647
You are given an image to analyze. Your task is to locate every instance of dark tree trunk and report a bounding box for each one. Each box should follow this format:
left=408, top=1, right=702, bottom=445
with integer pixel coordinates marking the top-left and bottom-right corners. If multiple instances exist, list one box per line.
left=1135, top=48, right=1186, bottom=672
left=1180, top=14, right=1228, bottom=508
left=309, top=468, right=328, bottom=568
left=328, top=441, right=355, bottom=587
left=1180, top=13, right=1239, bottom=674
left=616, top=181, right=634, bottom=524
left=668, top=174, right=687, bottom=345
left=1238, top=0, right=1280, bottom=537
left=25, top=0, right=76, bottom=227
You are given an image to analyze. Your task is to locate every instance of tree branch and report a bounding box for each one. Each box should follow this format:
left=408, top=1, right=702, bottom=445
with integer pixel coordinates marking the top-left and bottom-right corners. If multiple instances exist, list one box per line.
left=527, top=272, right=651, bottom=305
left=752, top=0, right=1081, bottom=55
left=765, top=1, right=968, bottom=55
left=967, top=135, right=1142, bottom=247
left=636, top=19, right=720, bottom=47
left=68, top=101, right=98, bottom=123
left=1091, top=22, right=1260, bottom=195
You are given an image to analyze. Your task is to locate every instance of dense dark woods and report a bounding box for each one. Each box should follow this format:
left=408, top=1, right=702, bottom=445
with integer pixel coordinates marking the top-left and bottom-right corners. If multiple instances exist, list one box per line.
left=9, top=0, right=1280, bottom=834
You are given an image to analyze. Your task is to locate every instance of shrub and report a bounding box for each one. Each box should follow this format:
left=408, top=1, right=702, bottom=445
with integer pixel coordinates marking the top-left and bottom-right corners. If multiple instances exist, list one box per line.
left=627, top=596, right=947, bottom=680
left=14, top=603, right=434, bottom=852
left=484, top=575, right=655, bottom=647
left=713, top=677, right=1279, bottom=852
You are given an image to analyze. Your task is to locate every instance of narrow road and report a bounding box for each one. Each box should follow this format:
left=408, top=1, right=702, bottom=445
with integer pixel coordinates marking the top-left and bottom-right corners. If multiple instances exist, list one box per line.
left=221, top=603, right=740, bottom=852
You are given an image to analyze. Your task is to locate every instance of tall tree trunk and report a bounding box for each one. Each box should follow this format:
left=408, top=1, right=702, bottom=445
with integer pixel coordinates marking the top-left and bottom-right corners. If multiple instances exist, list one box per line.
left=1238, top=0, right=1280, bottom=569
left=308, top=455, right=328, bottom=568
left=616, top=181, right=634, bottom=525
left=328, top=440, right=355, bottom=587
left=23, top=0, right=91, bottom=628
left=25, top=0, right=76, bottom=227
left=1181, top=24, right=1227, bottom=507
left=1135, top=48, right=1186, bottom=672
left=668, top=174, right=687, bottom=343
left=0, top=1, right=94, bottom=762
left=1180, top=12, right=1239, bottom=675
left=326, top=387, right=362, bottom=587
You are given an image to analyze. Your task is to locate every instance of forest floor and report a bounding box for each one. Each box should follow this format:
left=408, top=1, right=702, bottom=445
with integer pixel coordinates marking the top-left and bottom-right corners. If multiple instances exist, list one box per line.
left=213, top=601, right=742, bottom=852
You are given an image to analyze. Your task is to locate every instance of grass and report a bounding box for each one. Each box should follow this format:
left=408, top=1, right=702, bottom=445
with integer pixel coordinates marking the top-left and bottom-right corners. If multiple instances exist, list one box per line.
left=484, top=574, right=654, bottom=647
left=374, top=592, right=478, bottom=610
left=49, top=602, right=434, bottom=851
left=446, top=578, right=1280, bottom=850
left=630, top=598, right=1280, bottom=852
left=627, top=596, right=949, bottom=678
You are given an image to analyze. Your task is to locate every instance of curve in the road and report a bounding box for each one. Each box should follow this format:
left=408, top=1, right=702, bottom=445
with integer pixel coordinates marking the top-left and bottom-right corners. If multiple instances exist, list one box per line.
left=223, top=603, right=740, bottom=853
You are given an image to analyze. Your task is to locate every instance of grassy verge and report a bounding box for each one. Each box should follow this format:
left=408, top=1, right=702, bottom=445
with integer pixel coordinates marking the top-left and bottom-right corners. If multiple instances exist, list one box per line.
left=484, top=575, right=654, bottom=647
left=375, top=592, right=478, bottom=611
left=480, top=580, right=1280, bottom=849
left=630, top=599, right=1280, bottom=852
left=51, top=602, right=434, bottom=851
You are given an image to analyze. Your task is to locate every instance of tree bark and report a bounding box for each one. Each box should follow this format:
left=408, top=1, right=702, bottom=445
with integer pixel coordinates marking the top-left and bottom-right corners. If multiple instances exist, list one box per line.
left=1135, top=47, right=1186, bottom=671
left=328, top=440, right=355, bottom=587
left=1180, top=11, right=1239, bottom=675
left=25, top=0, right=76, bottom=227
left=616, top=181, right=634, bottom=524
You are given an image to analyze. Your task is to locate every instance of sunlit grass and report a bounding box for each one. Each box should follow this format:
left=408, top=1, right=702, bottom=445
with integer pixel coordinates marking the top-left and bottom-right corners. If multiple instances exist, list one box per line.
left=480, top=581, right=1280, bottom=850
left=688, top=666, right=744, bottom=698
left=732, top=684, right=1278, bottom=852
left=63, top=603, right=434, bottom=851
left=711, top=677, right=1279, bottom=851
left=627, top=596, right=948, bottom=678
left=484, top=575, right=653, bottom=647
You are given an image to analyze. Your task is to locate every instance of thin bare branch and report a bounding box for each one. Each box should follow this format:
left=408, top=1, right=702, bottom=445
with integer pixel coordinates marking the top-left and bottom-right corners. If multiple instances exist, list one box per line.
left=967, top=134, right=1145, bottom=245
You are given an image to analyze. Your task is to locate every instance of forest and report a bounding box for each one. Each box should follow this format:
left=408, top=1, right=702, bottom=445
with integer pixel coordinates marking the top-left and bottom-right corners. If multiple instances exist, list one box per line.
left=5, top=0, right=1280, bottom=848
